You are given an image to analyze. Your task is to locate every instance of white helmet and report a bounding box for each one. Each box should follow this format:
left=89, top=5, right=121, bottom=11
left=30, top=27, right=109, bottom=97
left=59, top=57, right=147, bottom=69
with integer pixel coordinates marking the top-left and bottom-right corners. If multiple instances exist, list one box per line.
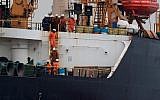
left=50, top=15, right=54, bottom=17
left=56, top=59, right=59, bottom=62
left=46, top=60, right=50, bottom=63
left=70, top=15, right=74, bottom=18
left=55, top=14, right=58, bottom=16
left=52, top=29, right=56, bottom=31
left=52, top=47, right=56, bottom=50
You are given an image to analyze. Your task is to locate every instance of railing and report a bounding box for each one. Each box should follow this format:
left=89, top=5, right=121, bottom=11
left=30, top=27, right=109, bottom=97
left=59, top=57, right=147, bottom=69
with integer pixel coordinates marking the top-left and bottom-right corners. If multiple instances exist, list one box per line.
left=0, top=19, right=131, bottom=36
left=155, top=11, right=160, bottom=33
left=0, top=20, right=42, bottom=30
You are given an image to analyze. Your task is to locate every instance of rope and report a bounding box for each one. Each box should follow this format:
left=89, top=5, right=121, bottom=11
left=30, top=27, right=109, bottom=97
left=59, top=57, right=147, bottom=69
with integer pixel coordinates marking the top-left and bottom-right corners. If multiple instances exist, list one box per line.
left=149, top=16, right=152, bottom=31
left=148, top=0, right=153, bottom=32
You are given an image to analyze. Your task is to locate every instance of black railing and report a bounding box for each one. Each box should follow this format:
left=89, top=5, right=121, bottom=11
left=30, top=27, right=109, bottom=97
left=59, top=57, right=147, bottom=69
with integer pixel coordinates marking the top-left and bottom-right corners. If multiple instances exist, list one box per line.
left=0, top=20, right=43, bottom=30
left=0, top=19, right=131, bottom=35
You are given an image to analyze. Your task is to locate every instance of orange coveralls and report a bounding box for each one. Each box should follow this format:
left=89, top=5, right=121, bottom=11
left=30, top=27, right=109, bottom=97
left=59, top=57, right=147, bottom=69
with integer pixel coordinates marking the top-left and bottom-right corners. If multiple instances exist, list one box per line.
left=53, top=62, right=59, bottom=75
left=49, top=32, right=57, bottom=48
left=46, top=63, right=52, bottom=74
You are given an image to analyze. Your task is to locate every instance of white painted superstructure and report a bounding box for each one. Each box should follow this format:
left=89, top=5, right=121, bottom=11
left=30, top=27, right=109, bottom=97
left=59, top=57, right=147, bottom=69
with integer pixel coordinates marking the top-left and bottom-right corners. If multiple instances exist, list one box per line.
left=0, top=28, right=42, bottom=63
left=58, top=33, right=131, bottom=71
left=0, top=28, right=131, bottom=71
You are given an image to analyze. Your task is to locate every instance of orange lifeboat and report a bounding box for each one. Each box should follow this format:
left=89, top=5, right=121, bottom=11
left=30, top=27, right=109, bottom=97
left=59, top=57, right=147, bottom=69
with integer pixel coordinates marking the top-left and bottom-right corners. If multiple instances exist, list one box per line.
left=121, top=0, right=159, bottom=17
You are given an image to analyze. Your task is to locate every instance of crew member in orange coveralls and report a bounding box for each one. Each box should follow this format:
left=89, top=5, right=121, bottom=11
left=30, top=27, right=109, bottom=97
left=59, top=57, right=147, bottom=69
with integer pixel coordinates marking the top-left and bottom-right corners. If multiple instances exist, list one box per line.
left=68, top=15, right=76, bottom=32
left=49, top=29, right=57, bottom=49
left=53, top=59, right=59, bottom=75
left=46, top=61, right=52, bottom=74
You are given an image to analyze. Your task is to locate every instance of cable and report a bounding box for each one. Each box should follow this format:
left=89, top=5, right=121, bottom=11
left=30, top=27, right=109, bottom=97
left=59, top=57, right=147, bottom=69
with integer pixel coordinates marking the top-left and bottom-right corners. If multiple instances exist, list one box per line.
left=149, top=16, right=152, bottom=31
left=148, top=0, right=153, bottom=31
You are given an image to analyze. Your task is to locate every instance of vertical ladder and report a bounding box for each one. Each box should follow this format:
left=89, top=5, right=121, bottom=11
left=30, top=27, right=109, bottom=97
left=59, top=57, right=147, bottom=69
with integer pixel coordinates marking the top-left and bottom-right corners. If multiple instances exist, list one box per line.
left=49, top=32, right=59, bottom=75
left=159, top=11, right=160, bottom=32
left=0, top=0, right=10, bottom=27
left=28, top=15, right=32, bottom=29
left=157, top=11, right=160, bottom=32
left=94, top=1, right=107, bottom=27
left=33, top=0, right=38, bottom=9
left=27, top=0, right=39, bottom=29
left=0, top=0, right=10, bottom=8
left=0, top=0, right=11, bottom=17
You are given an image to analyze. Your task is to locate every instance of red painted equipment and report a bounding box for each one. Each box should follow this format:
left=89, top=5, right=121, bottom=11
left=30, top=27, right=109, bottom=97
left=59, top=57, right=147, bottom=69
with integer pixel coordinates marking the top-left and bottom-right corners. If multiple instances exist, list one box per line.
left=122, top=0, right=159, bottom=17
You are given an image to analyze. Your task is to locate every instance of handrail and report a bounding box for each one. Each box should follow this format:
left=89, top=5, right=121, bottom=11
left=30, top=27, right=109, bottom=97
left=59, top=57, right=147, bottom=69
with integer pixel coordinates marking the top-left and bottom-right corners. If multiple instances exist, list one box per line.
left=0, top=19, right=130, bottom=36
left=0, top=19, right=42, bottom=30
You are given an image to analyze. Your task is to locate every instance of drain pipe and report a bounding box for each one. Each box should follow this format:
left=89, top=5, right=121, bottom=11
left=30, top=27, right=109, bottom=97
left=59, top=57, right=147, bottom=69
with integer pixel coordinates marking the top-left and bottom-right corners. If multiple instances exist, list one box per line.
left=107, top=40, right=131, bottom=78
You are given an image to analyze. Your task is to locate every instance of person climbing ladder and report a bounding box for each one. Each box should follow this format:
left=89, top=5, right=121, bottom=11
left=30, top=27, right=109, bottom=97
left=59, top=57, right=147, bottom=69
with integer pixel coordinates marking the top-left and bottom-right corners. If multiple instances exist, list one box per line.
left=49, top=29, right=59, bottom=75
left=49, top=29, right=58, bottom=49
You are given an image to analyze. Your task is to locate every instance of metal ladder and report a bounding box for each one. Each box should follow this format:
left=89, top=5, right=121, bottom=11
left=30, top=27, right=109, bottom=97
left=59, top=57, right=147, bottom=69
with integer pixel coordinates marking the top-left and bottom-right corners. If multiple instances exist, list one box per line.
left=156, top=11, right=160, bottom=33
left=94, top=1, right=107, bottom=27
left=0, top=0, right=10, bottom=27
left=0, top=0, right=10, bottom=8
left=49, top=32, right=59, bottom=66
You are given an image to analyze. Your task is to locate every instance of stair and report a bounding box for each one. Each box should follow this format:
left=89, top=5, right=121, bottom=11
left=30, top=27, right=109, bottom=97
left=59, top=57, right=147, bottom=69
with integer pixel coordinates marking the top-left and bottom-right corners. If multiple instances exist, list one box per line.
left=94, top=1, right=107, bottom=27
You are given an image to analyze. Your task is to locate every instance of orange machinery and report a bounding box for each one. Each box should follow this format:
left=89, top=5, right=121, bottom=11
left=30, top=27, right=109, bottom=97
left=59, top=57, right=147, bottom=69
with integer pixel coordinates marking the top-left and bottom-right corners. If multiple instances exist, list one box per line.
left=10, top=0, right=38, bottom=28
left=122, top=0, right=158, bottom=17
left=122, top=0, right=159, bottom=38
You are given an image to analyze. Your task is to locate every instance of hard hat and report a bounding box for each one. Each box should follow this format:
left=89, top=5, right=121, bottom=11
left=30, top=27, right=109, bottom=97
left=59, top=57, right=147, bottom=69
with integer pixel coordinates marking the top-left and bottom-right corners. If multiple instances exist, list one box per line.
left=56, top=59, right=59, bottom=62
left=70, top=15, right=74, bottom=18
left=58, top=16, right=61, bottom=18
left=52, top=29, right=56, bottom=31
left=46, top=60, right=50, bottom=62
left=55, top=14, right=58, bottom=16
left=52, top=47, right=56, bottom=50
left=50, top=15, right=54, bottom=17
left=61, top=14, right=64, bottom=16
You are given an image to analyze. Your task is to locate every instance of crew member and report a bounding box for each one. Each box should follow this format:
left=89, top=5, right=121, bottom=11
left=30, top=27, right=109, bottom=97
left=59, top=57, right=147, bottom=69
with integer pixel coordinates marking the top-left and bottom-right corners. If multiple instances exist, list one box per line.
left=49, top=29, right=58, bottom=49
left=50, top=49, right=59, bottom=63
left=55, top=14, right=60, bottom=32
left=68, top=15, right=76, bottom=32
left=111, top=16, right=118, bottom=28
left=46, top=61, right=52, bottom=74
left=53, top=59, right=59, bottom=75
left=59, top=14, right=67, bottom=32
left=50, top=15, right=56, bottom=31
left=42, top=14, right=51, bottom=31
